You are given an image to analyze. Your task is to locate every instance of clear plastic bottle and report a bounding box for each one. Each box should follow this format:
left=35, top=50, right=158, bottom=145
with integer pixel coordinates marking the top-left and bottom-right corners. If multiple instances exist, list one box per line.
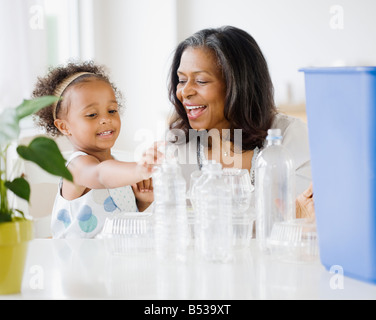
left=194, top=162, right=233, bottom=262
left=255, top=129, right=296, bottom=251
left=152, top=159, right=188, bottom=261
left=189, top=160, right=216, bottom=212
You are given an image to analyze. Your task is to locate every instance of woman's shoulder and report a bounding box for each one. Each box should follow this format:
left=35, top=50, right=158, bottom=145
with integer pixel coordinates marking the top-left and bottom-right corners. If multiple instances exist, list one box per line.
left=271, top=113, right=309, bottom=145
left=272, top=113, right=312, bottom=194
left=271, top=113, right=307, bottom=134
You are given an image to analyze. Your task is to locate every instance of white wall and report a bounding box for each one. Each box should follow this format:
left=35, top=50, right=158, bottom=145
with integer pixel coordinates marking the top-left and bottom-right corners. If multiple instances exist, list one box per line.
left=89, top=0, right=376, bottom=157
left=0, top=0, right=47, bottom=110
left=90, top=0, right=177, bottom=159
left=176, top=0, right=376, bottom=105
left=3, top=0, right=376, bottom=157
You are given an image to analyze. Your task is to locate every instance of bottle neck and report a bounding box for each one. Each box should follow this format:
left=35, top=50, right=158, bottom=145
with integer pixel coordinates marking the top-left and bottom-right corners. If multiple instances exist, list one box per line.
left=202, top=169, right=222, bottom=177
left=161, top=161, right=181, bottom=174
left=267, top=138, right=282, bottom=146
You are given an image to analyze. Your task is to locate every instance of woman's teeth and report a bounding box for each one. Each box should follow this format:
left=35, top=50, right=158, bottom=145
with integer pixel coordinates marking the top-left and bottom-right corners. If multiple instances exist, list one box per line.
left=186, top=105, right=207, bottom=119
left=186, top=105, right=206, bottom=110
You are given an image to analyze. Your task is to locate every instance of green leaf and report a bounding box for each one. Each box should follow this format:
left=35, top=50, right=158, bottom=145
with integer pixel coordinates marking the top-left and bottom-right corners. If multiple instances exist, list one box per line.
left=0, top=108, right=19, bottom=146
left=16, top=137, right=73, bottom=182
left=15, top=96, right=59, bottom=120
left=5, top=177, right=30, bottom=202
left=0, top=96, right=59, bottom=146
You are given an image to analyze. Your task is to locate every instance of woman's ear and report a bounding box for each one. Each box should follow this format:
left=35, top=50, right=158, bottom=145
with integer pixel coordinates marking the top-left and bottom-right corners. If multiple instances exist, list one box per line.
left=54, top=119, right=71, bottom=136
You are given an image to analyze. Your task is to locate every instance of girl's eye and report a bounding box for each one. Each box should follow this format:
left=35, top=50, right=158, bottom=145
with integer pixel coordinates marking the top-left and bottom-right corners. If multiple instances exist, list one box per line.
left=109, top=109, right=118, bottom=114
left=86, top=113, right=97, bottom=118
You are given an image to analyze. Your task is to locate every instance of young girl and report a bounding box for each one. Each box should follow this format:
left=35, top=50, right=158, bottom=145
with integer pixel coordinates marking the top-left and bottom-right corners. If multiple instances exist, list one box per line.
left=32, top=61, right=161, bottom=238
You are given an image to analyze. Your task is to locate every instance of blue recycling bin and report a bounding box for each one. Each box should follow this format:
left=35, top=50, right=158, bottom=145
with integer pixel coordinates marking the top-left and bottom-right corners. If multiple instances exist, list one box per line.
left=300, top=67, right=376, bottom=284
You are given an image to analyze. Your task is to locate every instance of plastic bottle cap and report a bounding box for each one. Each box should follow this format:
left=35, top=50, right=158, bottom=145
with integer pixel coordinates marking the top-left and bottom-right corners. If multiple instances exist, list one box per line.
left=266, top=129, right=282, bottom=140
left=202, top=161, right=222, bottom=173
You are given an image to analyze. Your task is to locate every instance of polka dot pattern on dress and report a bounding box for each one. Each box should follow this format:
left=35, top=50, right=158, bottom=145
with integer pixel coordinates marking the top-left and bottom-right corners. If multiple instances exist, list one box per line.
left=77, top=205, right=98, bottom=233
left=57, top=209, right=71, bottom=228
left=108, top=186, right=137, bottom=212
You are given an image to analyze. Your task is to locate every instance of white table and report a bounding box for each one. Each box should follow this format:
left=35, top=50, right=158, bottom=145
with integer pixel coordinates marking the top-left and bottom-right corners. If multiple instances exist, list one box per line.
left=3, top=238, right=376, bottom=300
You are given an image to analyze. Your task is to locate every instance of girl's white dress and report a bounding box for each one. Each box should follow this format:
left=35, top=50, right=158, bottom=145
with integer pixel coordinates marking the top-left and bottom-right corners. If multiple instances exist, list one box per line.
left=51, top=151, right=138, bottom=239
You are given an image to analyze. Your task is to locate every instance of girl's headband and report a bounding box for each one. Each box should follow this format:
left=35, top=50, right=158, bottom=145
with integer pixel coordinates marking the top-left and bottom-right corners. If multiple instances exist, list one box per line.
left=52, top=72, right=95, bottom=120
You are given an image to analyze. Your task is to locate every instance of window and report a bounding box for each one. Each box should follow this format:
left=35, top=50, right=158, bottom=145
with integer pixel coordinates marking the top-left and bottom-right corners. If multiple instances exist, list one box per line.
left=44, top=0, right=94, bottom=65
left=0, top=0, right=94, bottom=133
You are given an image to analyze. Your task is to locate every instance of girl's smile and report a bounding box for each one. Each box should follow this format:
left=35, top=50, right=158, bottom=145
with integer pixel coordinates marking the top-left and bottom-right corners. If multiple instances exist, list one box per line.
left=97, top=130, right=115, bottom=137
left=54, top=78, right=121, bottom=157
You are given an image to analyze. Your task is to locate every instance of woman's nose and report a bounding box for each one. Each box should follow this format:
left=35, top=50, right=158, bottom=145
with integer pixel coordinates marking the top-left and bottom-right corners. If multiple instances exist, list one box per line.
left=181, top=81, right=196, bottom=99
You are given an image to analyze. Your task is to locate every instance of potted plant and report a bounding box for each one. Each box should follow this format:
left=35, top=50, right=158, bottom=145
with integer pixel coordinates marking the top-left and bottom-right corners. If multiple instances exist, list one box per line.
left=0, top=96, right=73, bottom=295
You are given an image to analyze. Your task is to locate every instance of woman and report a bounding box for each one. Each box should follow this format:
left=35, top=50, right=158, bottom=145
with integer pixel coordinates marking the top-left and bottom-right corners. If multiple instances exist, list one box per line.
left=166, top=26, right=313, bottom=218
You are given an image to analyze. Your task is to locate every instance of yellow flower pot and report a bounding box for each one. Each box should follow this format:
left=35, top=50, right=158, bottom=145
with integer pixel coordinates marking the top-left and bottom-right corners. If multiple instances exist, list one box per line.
left=0, top=219, right=33, bottom=295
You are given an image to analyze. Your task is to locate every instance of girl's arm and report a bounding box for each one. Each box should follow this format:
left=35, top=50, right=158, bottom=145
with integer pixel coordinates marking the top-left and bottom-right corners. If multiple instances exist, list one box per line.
left=69, top=156, right=148, bottom=190
left=62, top=146, right=163, bottom=201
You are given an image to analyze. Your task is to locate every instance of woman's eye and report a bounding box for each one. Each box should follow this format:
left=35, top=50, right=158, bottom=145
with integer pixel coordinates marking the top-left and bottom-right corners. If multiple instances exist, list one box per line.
left=197, top=80, right=208, bottom=85
left=178, top=79, right=187, bottom=84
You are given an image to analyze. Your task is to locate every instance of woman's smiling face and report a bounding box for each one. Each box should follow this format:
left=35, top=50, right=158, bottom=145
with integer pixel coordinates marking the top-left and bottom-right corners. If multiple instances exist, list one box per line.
left=176, top=47, right=229, bottom=131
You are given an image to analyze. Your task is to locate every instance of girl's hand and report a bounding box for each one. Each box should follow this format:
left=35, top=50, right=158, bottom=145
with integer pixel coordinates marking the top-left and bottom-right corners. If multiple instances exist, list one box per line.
left=135, top=178, right=153, bottom=193
left=132, top=178, right=154, bottom=211
left=296, top=183, right=315, bottom=219
left=137, top=142, right=165, bottom=180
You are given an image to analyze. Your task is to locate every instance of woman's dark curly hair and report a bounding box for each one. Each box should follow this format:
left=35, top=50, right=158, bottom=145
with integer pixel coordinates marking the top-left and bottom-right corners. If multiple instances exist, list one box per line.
left=32, top=61, right=123, bottom=137
left=168, top=26, right=276, bottom=151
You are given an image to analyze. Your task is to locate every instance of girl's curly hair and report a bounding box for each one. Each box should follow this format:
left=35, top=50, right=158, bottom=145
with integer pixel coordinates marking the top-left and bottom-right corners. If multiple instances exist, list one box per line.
left=32, top=61, right=124, bottom=137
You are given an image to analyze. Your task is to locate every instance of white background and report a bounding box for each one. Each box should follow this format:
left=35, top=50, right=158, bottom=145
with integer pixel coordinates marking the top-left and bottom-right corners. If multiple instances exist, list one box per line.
left=1, top=0, right=376, bottom=158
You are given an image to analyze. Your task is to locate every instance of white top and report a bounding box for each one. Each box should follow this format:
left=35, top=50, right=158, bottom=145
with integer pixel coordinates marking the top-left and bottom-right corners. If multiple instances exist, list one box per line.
left=176, top=113, right=311, bottom=195
left=51, top=151, right=138, bottom=239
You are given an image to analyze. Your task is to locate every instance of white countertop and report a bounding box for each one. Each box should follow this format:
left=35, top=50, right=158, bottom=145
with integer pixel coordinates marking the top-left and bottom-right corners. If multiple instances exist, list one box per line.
left=3, top=238, right=376, bottom=300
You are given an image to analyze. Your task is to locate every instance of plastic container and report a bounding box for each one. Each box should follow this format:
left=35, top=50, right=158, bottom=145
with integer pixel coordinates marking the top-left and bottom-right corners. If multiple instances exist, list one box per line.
left=152, top=160, right=188, bottom=261
left=190, top=164, right=255, bottom=249
left=223, top=168, right=254, bottom=215
left=267, top=218, right=319, bottom=263
left=255, top=129, right=296, bottom=251
left=188, top=161, right=216, bottom=249
left=223, top=168, right=255, bottom=247
left=300, top=67, right=376, bottom=283
left=194, top=162, right=233, bottom=262
left=97, top=212, right=154, bottom=254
